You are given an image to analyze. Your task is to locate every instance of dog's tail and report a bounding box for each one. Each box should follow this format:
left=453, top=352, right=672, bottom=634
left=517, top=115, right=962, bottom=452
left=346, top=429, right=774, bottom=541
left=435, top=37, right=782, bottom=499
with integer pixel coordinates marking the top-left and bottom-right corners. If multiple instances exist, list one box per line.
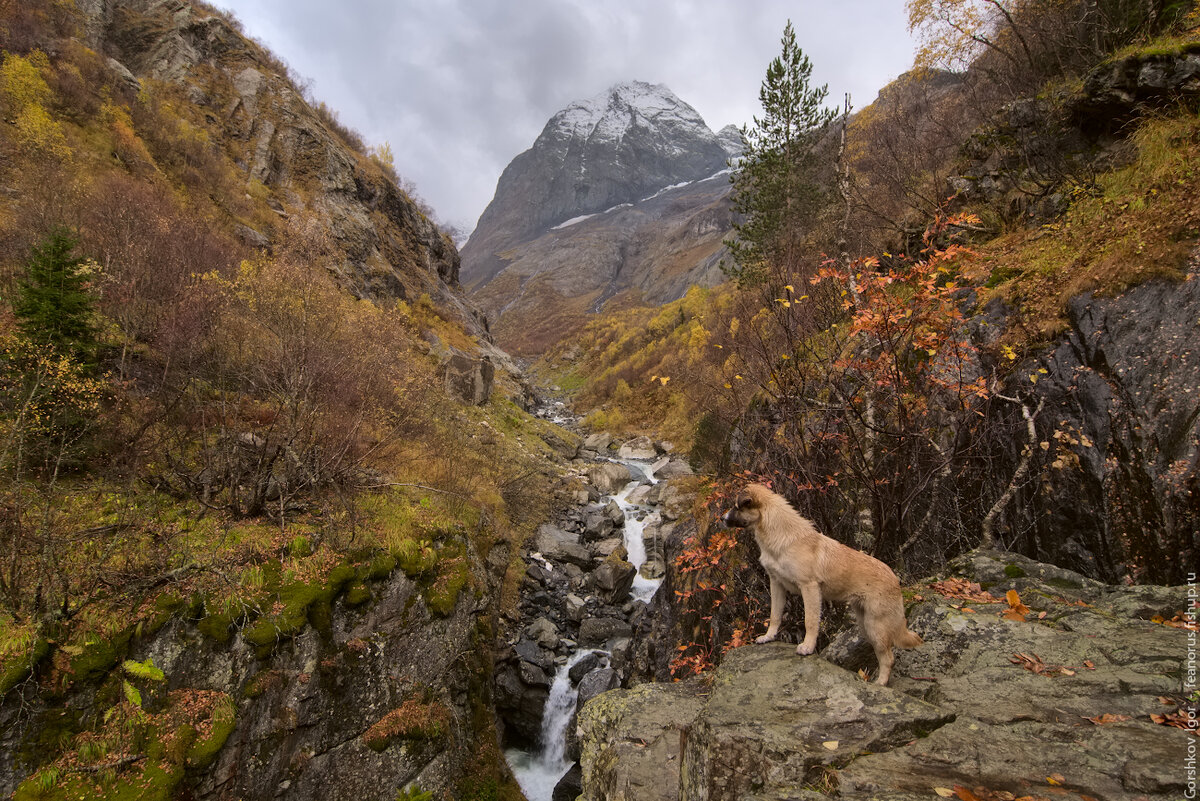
left=897, top=628, right=924, bottom=649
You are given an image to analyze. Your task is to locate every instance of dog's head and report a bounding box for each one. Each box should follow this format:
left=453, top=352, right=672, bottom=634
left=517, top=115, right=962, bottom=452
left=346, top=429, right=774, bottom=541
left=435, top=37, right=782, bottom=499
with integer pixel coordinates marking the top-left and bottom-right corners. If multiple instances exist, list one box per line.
left=721, top=483, right=772, bottom=528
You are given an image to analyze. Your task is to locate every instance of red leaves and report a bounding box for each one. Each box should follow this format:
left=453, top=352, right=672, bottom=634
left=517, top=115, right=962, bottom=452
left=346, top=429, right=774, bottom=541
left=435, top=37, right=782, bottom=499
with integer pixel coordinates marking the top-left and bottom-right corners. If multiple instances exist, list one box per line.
left=1150, top=704, right=1198, bottom=735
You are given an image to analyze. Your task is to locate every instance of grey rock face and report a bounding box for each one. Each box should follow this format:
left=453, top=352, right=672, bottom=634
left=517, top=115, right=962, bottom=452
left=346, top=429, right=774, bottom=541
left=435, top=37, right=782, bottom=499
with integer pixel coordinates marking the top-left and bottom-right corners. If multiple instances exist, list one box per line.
left=579, top=549, right=1191, bottom=801
left=462, top=81, right=731, bottom=287
left=587, top=462, right=633, bottom=495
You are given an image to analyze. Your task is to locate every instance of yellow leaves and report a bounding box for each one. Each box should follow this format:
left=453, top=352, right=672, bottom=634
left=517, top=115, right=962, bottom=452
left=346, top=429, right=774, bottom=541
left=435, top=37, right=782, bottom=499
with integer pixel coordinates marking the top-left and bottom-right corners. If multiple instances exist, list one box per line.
left=774, top=298, right=792, bottom=307
left=1001, top=344, right=1017, bottom=361
left=0, top=50, right=52, bottom=114
left=821, top=740, right=839, bottom=751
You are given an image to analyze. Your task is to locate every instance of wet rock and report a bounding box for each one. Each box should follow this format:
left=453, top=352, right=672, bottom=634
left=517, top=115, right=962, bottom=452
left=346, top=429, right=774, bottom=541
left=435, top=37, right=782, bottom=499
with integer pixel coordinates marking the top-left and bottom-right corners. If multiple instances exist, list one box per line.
left=626, top=484, right=656, bottom=506
left=604, top=499, right=625, bottom=523
left=568, top=652, right=603, bottom=684
left=618, top=436, right=657, bottom=460
left=588, top=462, right=633, bottom=494
left=578, top=617, right=632, bottom=645
left=576, top=667, right=620, bottom=708
left=552, top=764, right=583, bottom=801
left=519, top=660, right=551, bottom=688
left=514, top=639, right=554, bottom=670
left=591, top=554, right=636, bottom=605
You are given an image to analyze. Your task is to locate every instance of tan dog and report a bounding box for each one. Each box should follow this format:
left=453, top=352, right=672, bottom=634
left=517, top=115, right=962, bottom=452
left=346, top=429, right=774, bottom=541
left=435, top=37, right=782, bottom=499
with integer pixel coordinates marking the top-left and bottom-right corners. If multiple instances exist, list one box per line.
left=722, top=483, right=922, bottom=685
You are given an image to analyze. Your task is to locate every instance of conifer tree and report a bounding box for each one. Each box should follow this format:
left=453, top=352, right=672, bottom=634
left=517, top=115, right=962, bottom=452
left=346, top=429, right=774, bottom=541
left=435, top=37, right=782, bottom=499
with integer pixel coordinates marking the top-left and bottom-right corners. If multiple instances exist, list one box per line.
left=13, top=227, right=97, bottom=358
left=726, top=20, right=836, bottom=285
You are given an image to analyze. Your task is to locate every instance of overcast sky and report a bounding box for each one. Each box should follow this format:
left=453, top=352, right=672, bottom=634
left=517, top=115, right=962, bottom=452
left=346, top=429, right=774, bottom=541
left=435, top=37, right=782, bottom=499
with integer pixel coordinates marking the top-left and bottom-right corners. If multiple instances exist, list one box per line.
left=216, top=1, right=918, bottom=235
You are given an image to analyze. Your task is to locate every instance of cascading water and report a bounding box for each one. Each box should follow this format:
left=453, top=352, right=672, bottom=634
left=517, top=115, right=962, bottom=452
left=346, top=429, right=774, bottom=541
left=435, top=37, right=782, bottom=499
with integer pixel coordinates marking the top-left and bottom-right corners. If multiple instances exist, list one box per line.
left=506, top=454, right=666, bottom=801
left=504, top=649, right=607, bottom=800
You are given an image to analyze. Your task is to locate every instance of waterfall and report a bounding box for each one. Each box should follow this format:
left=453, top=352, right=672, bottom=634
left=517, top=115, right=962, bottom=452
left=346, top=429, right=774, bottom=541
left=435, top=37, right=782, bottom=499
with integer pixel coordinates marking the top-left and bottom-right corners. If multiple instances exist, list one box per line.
left=505, top=650, right=603, bottom=800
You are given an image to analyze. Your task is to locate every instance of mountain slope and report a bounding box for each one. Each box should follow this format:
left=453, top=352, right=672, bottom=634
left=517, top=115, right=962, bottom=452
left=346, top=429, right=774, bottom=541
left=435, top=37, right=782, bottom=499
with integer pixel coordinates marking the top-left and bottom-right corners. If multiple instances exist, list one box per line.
left=461, top=81, right=742, bottom=354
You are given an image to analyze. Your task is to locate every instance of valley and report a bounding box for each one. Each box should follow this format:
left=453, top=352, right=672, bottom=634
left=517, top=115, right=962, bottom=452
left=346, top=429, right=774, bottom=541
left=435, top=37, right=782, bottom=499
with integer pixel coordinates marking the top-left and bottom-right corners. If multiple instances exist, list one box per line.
left=0, top=2, right=1196, bottom=800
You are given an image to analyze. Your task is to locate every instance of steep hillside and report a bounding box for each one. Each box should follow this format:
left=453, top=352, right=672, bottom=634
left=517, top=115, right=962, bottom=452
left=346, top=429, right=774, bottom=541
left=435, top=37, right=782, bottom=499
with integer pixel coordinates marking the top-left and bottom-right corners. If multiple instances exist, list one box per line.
left=0, top=2, right=566, bottom=799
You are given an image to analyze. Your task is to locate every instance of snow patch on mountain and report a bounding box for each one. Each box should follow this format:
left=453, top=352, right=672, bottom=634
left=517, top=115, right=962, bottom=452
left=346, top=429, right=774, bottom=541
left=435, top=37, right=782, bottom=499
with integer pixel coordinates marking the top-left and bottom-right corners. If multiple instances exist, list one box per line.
left=549, top=80, right=711, bottom=145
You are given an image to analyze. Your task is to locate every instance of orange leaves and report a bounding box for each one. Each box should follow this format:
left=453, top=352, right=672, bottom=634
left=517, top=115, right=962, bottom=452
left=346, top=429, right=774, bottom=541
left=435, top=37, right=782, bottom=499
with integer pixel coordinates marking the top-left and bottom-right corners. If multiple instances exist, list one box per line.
left=1008, top=652, right=1093, bottom=678
left=1084, top=713, right=1130, bottom=725
left=1001, top=589, right=1031, bottom=621
left=929, top=577, right=998, bottom=603
left=1150, top=613, right=1198, bottom=632
left=1150, top=703, right=1197, bottom=735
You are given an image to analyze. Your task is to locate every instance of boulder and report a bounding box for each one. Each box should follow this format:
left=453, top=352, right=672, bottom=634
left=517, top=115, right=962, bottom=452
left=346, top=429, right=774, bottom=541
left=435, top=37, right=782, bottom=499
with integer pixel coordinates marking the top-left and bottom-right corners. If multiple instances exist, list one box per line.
left=578, top=616, right=632, bottom=645
left=518, top=660, right=551, bottom=688
left=552, top=764, right=583, bottom=801
left=591, top=555, right=636, bottom=605
left=589, top=537, right=624, bottom=559
left=568, top=651, right=604, bottom=684
left=565, top=593, right=588, bottom=622
left=576, top=667, right=620, bottom=708
left=654, top=458, right=694, bottom=479
left=617, top=436, right=657, bottom=460
left=603, top=499, right=624, bottom=523
left=583, top=509, right=616, bottom=541
left=588, top=462, right=633, bottom=495
left=583, top=432, right=614, bottom=453
left=525, top=616, right=559, bottom=649
left=514, top=639, right=553, bottom=670
left=535, top=524, right=592, bottom=568
left=657, top=482, right=691, bottom=521
left=443, top=352, right=494, bottom=405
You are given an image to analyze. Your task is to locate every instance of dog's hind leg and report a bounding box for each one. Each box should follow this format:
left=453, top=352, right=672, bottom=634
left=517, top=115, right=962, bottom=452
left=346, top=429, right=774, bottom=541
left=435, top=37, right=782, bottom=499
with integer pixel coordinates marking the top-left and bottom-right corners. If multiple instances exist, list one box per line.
left=797, top=581, right=822, bottom=655
left=756, top=575, right=787, bottom=643
left=863, top=615, right=895, bottom=685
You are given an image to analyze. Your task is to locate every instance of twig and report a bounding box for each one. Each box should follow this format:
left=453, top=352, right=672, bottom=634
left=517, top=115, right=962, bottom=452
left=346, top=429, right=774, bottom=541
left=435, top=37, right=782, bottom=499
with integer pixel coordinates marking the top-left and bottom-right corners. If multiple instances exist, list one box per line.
left=980, top=394, right=1045, bottom=548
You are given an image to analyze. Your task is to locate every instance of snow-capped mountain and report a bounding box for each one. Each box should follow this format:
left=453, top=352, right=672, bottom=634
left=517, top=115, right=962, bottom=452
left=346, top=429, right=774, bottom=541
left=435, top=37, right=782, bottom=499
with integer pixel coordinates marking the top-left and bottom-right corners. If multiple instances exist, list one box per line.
left=461, top=81, right=736, bottom=290
left=459, top=82, right=742, bottom=355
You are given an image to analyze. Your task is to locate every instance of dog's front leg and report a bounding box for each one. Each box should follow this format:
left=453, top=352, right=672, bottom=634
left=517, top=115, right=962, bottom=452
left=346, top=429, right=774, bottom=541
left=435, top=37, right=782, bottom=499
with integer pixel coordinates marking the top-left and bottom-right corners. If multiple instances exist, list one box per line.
left=797, top=581, right=821, bottom=655
left=755, top=575, right=787, bottom=643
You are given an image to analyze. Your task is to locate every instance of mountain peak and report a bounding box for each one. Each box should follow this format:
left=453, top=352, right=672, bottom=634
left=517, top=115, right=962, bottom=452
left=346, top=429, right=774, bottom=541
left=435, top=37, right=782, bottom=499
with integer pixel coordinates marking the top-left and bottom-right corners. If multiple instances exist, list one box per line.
left=549, top=80, right=709, bottom=144
left=462, top=81, right=729, bottom=287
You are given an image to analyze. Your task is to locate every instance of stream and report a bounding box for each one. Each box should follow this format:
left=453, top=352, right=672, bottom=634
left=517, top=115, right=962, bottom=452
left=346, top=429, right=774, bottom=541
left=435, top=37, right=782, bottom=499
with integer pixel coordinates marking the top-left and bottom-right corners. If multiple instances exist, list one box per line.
left=503, top=448, right=667, bottom=801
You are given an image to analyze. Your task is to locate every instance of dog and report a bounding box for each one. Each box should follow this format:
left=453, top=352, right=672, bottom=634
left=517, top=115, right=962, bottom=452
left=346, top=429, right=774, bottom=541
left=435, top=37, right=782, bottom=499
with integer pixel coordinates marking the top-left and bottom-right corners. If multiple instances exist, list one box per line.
left=722, top=483, right=922, bottom=685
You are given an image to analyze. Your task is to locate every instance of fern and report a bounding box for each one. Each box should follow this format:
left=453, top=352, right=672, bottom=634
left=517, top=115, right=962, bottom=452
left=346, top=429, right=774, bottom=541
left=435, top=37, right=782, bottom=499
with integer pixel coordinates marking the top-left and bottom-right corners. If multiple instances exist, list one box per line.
left=122, top=657, right=165, bottom=682
left=122, top=679, right=142, bottom=708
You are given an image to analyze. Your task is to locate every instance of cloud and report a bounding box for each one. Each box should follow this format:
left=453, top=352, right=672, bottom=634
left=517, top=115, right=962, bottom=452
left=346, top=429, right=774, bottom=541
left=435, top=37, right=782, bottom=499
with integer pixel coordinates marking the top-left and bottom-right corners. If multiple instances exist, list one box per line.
left=218, top=1, right=915, bottom=233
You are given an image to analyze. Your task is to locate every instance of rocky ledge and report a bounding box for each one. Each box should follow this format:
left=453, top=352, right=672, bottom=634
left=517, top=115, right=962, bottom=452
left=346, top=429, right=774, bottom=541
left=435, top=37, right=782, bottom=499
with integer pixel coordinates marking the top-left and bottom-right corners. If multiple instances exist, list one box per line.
left=577, top=550, right=1192, bottom=801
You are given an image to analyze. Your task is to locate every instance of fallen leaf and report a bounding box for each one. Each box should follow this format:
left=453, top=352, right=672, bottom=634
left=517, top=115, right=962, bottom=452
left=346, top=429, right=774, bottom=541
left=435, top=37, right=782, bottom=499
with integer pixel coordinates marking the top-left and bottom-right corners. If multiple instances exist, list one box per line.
left=822, top=740, right=839, bottom=750
left=934, top=789, right=956, bottom=798
left=1085, top=713, right=1130, bottom=725
left=1046, top=774, right=1065, bottom=786
left=954, top=787, right=982, bottom=801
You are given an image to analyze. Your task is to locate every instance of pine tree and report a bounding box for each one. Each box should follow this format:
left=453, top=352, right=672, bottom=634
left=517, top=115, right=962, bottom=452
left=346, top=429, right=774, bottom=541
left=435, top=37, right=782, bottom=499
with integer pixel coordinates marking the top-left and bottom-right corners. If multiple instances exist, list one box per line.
left=13, top=227, right=97, bottom=358
left=726, top=21, right=836, bottom=285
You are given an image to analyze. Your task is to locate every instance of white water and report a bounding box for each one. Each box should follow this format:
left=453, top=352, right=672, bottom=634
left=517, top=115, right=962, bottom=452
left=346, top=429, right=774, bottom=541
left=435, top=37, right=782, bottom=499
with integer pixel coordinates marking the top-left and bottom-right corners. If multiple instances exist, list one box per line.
left=505, top=451, right=667, bottom=801
left=506, top=650, right=606, bottom=801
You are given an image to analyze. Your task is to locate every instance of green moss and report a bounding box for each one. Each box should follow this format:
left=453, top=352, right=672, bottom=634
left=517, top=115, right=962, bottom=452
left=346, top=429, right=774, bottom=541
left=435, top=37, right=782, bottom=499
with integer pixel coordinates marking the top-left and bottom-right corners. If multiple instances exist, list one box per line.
left=368, top=553, right=397, bottom=580
left=344, top=583, right=372, bottom=607
left=185, top=696, right=236, bottom=769
left=1004, top=564, right=1027, bottom=578
left=393, top=539, right=438, bottom=577
left=425, top=545, right=469, bottom=617
left=69, top=628, right=133, bottom=685
left=197, top=611, right=235, bottom=644
left=1, top=638, right=51, bottom=696
left=243, top=560, right=361, bottom=655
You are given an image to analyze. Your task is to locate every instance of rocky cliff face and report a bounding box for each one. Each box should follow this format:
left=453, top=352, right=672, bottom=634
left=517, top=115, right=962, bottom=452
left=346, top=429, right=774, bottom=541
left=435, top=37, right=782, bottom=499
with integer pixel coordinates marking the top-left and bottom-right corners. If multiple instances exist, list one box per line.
left=82, top=0, right=461, bottom=304
left=0, top=555, right=497, bottom=801
left=460, top=82, right=740, bottom=354
left=579, top=549, right=1191, bottom=801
